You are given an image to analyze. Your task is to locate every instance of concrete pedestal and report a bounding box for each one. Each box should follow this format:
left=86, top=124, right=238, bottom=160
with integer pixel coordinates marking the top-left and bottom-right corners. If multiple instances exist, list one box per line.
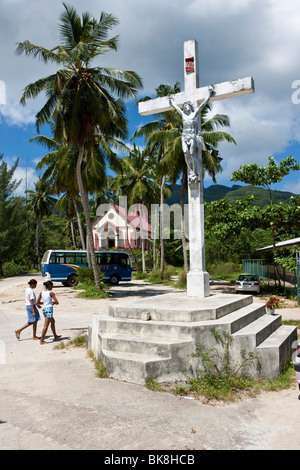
left=187, top=270, right=210, bottom=298
left=88, top=292, right=297, bottom=384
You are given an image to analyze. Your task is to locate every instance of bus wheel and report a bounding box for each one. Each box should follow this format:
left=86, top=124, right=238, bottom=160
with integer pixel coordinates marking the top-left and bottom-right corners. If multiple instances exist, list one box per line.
left=109, top=274, right=120, bottom=285
left=67, top=274, right=78, bottom=287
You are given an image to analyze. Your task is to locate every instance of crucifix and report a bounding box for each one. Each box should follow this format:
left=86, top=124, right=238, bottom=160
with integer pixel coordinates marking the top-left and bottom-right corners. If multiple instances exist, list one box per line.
left=139, top=40, right=254, bottom=298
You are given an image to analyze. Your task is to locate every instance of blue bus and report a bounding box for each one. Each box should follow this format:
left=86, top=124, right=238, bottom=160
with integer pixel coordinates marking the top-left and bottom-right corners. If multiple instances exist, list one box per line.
left=41, top=250, right=133, bottom=286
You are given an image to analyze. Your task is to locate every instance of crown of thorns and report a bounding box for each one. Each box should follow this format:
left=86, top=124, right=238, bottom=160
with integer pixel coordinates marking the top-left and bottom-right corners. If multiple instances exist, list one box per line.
left=183, top=101, right=194, bottom=111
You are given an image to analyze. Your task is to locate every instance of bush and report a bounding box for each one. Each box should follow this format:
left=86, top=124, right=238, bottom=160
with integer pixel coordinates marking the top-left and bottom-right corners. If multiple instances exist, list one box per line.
left=176, top=269, right=187, bottom=288
left=77, top=266, right=105, bottom=286
left=208, top=262, right=242, bottom=282
left=77, top=266, right=96, bottom=285
left=2, top=262, right=20, bottom=278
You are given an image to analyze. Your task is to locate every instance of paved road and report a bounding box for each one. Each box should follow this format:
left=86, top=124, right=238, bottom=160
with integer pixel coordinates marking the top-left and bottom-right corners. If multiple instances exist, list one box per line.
left=1, top=275, right=300, bottom=451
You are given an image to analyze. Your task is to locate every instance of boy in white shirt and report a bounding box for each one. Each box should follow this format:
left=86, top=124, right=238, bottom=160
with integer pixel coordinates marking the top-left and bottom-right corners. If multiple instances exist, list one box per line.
left=15, top=279, right=40, bottom=340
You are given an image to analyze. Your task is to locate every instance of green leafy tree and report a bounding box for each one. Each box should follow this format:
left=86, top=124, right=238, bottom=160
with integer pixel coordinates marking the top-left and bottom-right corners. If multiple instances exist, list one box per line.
left=204, top=196, right=266, bottom=264
left=231, top=156, right=300, bottom=251
left=16, top=3, right=142, bottom=287
left=0, top=155, right=23, bottom=275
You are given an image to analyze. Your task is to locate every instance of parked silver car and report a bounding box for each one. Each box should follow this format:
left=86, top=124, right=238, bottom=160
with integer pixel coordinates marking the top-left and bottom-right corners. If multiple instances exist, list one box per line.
left=235, top=273, right=261, bottom=294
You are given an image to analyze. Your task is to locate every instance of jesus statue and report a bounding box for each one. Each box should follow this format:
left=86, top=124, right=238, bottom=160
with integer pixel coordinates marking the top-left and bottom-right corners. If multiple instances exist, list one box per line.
left=169, top=84, right=214, bottom=183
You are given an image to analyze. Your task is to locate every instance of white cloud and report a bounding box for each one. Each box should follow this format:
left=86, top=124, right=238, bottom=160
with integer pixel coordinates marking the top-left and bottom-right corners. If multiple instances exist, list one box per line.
left=0, top=0, right=300, bottom=189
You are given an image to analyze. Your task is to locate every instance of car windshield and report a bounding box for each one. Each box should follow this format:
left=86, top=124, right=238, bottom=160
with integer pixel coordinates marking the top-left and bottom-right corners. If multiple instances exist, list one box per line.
left=237, top=274, right=258, bottom=282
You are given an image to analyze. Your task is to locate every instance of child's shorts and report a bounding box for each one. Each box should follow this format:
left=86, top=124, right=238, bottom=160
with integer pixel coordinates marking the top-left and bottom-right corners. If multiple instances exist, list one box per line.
left=26, top=305, right=40, bottom=323
left=42, top=307, right=54, bottom=318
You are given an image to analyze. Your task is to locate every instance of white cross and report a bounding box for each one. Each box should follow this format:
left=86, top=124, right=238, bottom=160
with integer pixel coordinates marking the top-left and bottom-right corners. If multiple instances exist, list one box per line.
left=138, top=40, right=254, bottom=298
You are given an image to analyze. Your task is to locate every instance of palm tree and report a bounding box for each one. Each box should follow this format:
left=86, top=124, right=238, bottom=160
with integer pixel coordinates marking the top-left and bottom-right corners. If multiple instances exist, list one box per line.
left=26, top=180, right=56, bottom=258
left=16, top=3, right=142, bottom=287
left=133, top=83, right=236, bottom=271
left=110, top=145, right=161, bottom=272
left=34, top=133, right=112, bottom=251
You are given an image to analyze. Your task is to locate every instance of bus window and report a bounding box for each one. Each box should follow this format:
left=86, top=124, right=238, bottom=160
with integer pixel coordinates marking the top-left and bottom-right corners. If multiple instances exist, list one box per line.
left=42, top=250, right=50, bottom=263
left=106, top=254, right=113, bottom=264
left=57, top=253, right=65, bottom=264
left=65, top=254, right=75, bottom=264
left=49, top=253, right=56, bottom=264
left=97, top=254, right=107, bottom=264
left=73, top=254, right=82, bottom=264
left=113, top=253, right=128, bottom=268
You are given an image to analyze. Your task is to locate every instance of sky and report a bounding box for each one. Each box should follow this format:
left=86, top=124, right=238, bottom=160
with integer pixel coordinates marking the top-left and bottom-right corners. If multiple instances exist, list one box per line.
left=0, top=0, right=300, bottom=197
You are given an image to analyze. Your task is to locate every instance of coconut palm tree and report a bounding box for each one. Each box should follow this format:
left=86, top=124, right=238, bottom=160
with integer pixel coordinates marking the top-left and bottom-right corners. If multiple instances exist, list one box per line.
left=110, top=145, right=161, bottom=272
left=33, top=132, right=113, bottom=251
left=16, top=3, right=142, bottom=287
left=26, top=180, right=56, bottom=258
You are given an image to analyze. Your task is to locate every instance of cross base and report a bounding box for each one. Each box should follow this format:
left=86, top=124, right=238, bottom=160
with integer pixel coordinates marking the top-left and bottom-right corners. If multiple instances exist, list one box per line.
left=187, top=270, right=210, bottom=298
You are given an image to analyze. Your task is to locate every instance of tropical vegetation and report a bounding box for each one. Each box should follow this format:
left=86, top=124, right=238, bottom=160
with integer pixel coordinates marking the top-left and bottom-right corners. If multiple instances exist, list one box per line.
left=0, top=2, right=299, bottom=292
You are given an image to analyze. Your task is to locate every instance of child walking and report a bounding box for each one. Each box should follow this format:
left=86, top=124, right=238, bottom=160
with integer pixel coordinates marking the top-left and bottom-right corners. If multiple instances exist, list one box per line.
left=37, top=281, right=61, bottom=345
left=15, top=279, right=41, bottom=340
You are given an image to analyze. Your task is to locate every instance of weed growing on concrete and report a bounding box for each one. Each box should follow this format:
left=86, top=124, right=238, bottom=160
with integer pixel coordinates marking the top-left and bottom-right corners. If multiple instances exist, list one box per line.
left=87, top=350, right=108, bottom=378
left=186, top=328, right=261, bottom=401
left=53, top=335, right=86, bottom=350
left=145, top=376, right=164, bottom=391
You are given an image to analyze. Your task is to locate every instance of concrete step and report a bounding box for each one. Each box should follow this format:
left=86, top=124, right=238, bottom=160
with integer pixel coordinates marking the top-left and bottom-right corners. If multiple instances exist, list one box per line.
left=108, top=292, right=253, bottom=322
left=203, top=302, right=266, bottom=334
left=232, top=313, right=282, bottom=354
left=101, top=349, right=179, bottom=384
left=100, top=332, right=193, bottom=357
left=88, top=297, right=297, bottom=383
left=256, top=324, right=297, bottom=378
left=97, top=312, right=192, bottom=340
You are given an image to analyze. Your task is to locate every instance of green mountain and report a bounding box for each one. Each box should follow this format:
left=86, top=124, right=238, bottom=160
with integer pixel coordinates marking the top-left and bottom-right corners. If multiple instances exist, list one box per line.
left=166, top=184, right=297, bottom=207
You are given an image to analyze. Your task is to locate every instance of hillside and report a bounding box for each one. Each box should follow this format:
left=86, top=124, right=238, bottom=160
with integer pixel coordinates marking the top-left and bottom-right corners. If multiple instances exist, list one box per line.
left=166, top=184, right=297, bottom=206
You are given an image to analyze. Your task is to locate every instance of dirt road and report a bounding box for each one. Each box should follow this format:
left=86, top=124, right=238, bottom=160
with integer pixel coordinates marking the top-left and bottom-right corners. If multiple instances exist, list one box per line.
left=1, top=275, right=300, bottom=450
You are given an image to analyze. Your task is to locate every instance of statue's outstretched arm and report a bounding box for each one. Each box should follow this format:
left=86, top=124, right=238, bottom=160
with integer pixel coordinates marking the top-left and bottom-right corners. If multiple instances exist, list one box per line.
left=169, top=95, right=183, bottom=117
left=196, top=84, right=215, bottom=114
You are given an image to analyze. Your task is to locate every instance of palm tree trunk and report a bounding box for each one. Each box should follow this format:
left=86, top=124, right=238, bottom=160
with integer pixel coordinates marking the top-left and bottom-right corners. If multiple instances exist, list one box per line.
left=36, top=216, right=40, bottom=259
left=125, top=218, right=138, bottom=270
left=70, top=217, right=77, bottom=249
left=138, top=204, right=146, bottom=273
left=160, top=174, right=166, bottom=272
left=72, top=197, right=86, bottom=250
left=181, top=172, right=189, bottom=273
left=153, top=203, right=158, bottom=270
left=76, top=145, right=100, bottom=288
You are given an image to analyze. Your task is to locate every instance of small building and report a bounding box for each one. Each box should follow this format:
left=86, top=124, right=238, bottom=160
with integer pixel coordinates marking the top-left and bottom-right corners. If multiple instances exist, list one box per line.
left=92, top=204, right=152, bottom=250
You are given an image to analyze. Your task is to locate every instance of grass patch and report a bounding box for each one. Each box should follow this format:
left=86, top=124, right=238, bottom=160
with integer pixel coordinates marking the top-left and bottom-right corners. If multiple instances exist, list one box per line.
left=74, top=266, right=110, bottom=299
left=53, top=335, right=87, bottom=350
left=169, top=362, right=296, bottom=402
left=76, top=283, right=110, bottom=299
left=208, top=262, right=242, bottom=283
left=145, top=376, right=165, bottom=391
left=155, top=328, right=297, bottom=403
left=283, top=320, right=300, bottom=329
left=87, top=350, right=108, bottom=378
